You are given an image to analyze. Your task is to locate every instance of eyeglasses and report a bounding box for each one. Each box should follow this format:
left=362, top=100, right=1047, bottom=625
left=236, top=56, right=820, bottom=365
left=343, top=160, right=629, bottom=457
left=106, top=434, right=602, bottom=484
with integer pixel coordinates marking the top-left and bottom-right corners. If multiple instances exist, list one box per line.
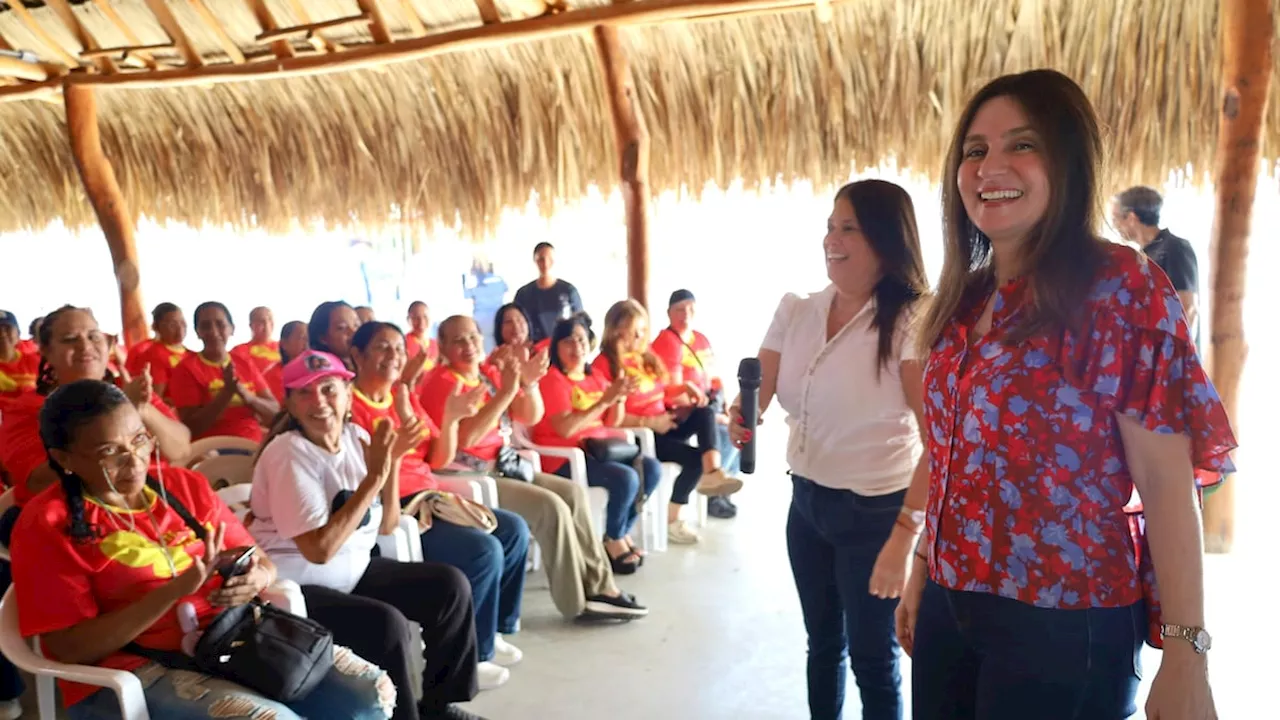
left=74, top=432, right=158, bottom=473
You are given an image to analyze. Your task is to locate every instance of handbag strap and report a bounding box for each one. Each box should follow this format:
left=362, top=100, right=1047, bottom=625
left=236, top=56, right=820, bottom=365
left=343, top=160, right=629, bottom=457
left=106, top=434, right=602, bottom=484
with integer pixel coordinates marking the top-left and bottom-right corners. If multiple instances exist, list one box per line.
left=663, top=327, right=706, bottom=372
left=144, top=477, right=207, bottom=542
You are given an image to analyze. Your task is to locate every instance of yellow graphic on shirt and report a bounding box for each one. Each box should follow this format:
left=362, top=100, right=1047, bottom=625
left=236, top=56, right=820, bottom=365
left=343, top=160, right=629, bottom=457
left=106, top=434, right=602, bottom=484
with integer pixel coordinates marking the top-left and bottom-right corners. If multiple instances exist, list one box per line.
left=620, top=354, right=657, bottom=394
left=248, top=344, right=282, bottom=363
left=207, top=378, right=247, bottom=406
left=98, top=527, right=203, bottom=579
left=165, top=346, right=186, bottom=368
left=570, top=384, right=603, bottom=411
left=0, top=372, right=18, bottom=393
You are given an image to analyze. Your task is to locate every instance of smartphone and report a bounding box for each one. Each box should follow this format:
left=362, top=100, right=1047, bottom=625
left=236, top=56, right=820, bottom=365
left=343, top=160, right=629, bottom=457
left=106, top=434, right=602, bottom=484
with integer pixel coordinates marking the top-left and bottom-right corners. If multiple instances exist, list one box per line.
left=214, top=546, right=256, bottom=581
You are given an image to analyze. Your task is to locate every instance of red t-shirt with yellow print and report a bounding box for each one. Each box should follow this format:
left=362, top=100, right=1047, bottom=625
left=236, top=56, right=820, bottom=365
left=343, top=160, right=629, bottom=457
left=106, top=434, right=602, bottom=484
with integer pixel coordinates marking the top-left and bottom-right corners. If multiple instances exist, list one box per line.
left=591, top=352, right=667, bottom=417
left=232, top=341, right=284, bottom=401
left=405, top=333, right=440, bottom=372
left=0, top=349, right=39, bottom=398
left=419, top=365, right=507, bottom=463
left=127, top=341, right=189, bottom=389
left=10, top=468, right=256, bottom=706
left=650, top=327, right=718, bottom=394
left=349, top=387, right=441, bottom=498
left=167, top=353, right=269, bottom=442
left=533, top=367, right=620, bottom=472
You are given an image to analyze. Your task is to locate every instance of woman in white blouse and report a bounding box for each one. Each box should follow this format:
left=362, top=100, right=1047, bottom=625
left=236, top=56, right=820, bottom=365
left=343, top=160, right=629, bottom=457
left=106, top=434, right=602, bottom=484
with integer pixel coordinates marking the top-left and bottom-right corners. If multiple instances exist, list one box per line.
left=730, top=180, right=931, bottom=720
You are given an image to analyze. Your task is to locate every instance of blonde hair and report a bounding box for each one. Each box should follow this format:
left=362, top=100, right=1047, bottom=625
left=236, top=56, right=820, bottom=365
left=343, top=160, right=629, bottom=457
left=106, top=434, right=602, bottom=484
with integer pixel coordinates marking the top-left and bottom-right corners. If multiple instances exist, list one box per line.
left=601, top=300, right=667, bottom=381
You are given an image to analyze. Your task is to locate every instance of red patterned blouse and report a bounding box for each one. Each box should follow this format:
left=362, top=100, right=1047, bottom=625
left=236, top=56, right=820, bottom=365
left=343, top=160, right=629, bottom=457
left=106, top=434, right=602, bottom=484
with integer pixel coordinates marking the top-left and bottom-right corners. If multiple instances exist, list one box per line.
left=922, top=242, right=1236, bottom=609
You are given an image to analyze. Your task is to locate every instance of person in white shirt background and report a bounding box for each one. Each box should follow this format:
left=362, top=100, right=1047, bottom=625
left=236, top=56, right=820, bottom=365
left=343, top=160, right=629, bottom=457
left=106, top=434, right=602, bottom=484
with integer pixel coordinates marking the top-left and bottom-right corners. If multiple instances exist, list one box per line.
left=730, top=180, right=931, bottom=720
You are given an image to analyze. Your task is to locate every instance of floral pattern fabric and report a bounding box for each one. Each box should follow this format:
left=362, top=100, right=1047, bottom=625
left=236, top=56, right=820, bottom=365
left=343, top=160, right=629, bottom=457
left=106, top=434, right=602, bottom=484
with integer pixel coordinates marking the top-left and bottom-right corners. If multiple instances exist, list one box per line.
left=922, top=242, right=1237, bottom=609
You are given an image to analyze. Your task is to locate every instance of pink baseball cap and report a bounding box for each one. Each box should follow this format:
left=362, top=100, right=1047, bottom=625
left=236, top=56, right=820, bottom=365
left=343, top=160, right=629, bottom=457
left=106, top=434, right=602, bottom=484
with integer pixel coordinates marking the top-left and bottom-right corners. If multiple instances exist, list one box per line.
left=282, top=350, right=354, bottom=390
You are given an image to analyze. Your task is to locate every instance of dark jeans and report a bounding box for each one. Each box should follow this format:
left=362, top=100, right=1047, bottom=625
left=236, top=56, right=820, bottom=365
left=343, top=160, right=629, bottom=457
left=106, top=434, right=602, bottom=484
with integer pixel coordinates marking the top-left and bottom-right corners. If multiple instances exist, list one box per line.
left=787, top=475, right=903, bottom=720
left=557, top=454, right=662, bottom=539
left=912, top=579, right=1143, bottom=720
left=415, top=508, right=529, bottom=662
left=304, top=558, right=479, bottom=720
left=653, top=405, right=717, bottom=504
left=0, top=505, right=24, bottom=702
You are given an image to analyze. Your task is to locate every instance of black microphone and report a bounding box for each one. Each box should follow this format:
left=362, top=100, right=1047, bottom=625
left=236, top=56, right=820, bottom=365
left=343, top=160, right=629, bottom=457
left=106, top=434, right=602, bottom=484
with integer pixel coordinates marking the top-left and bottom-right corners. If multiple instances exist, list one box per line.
left=737, top=358, right=762, bottom=475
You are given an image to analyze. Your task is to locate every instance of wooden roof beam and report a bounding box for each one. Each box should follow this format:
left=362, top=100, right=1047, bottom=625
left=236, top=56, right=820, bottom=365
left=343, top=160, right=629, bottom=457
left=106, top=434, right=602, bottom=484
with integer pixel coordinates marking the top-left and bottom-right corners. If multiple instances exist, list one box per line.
left=90, top=0, right=159, bottom=70
left=242, top=0, right=295, bottom=59
left=284, top=0, right=344, bottom=53
left=474, top=0, right=502, bottom=25
left=0, top=55, right=48, bottom=82
left=142, top=0, right=205, bottom=68
left=81, top=43, right=175, bottom=62
left=186, top=0, right=246, bottom=63
left=395, top=0, right=427, bottom=37
left=354, top=1, right=394, bottom=44
left=258, top=14, right=373, bottom=45
left=5, top=1, right=85, bottom=68
left=45, top=0, right=118, bottom=74
left=0, top=0, right=840, bottom=100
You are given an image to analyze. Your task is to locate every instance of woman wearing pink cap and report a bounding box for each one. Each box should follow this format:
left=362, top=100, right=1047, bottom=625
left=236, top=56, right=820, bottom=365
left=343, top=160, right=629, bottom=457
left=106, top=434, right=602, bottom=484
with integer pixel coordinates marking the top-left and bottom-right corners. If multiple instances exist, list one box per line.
left=249, top=350, right=486, bottom=720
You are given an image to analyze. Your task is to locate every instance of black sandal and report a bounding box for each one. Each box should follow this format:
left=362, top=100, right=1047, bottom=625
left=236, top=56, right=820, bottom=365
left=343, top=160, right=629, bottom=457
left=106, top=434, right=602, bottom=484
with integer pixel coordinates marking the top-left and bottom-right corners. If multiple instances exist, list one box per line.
left=606, top=548, right=642, bottom=575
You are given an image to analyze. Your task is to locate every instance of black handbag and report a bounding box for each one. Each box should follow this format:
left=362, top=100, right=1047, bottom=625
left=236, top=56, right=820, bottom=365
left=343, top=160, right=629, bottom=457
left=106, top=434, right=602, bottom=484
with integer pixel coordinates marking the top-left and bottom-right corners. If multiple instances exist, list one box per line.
left=582, top=437, right=640, bottom=464
left=125, top=479, right=335, bottom=703
left=496, top=444, right=536, bottom=483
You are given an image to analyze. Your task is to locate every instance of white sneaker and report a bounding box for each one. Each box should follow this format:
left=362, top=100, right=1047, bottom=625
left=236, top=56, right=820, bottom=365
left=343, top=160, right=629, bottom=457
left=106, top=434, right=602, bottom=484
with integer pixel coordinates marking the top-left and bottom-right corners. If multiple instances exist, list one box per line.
left=477, top=660, right=510, bottom=690
left=696, top=468, right=743, bottom=497
left=0, top=699, right=21, bottom=720
left=493, top=635, right=523, bottom=666
left=668, top=520, right=701, bottom=544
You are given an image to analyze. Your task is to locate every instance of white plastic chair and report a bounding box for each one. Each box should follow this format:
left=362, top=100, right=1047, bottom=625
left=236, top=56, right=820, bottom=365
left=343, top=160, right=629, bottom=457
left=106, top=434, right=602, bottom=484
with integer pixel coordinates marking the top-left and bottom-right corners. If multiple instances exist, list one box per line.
left=0, top=581, right=306, bottom=720
left=183, top=435, right=259, bottom=466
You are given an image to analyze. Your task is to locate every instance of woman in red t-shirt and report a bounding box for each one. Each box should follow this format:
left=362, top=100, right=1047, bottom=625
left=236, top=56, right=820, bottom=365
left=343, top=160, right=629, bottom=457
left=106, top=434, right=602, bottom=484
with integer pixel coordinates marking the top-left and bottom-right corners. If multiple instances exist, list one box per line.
left=124, top=302, right=191, bottom=399
left=402, top=301, right=440, bottom=387
left=308, top=301, right=361, bottom=370
left=168, top=302, right=279, bottom=443
left=0, top=311, right=38, bottom=398
left=0, top=306, right=192, bottom=511
left=593, top=300, right=741, bottom=545
left=11, top=379, right=393, bottom=719
left=535, top=315, right=662, bottom=572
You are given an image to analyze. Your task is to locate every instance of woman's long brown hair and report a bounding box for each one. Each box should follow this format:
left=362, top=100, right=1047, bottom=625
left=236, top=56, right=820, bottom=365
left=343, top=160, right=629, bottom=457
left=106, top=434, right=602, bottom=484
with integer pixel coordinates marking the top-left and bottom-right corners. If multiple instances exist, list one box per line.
left=601, top=300, right=667, bottom=381
left=918, top=69, right=1108, bottom=355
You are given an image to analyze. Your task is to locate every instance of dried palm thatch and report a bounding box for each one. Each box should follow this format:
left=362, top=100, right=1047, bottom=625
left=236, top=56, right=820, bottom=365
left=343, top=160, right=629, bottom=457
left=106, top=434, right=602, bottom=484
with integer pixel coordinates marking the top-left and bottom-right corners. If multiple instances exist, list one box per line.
left=0, top=0, right=1276, bottom=238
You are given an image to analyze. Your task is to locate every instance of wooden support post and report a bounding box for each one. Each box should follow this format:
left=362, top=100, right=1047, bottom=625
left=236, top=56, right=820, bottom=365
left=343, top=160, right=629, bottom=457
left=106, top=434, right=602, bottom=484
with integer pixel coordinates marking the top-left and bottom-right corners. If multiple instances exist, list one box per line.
left=593, top=25, right=650, bottom=310
left=1202, top=0, right=1273, bottom=553
left=63, top=85, right=148, bottom=346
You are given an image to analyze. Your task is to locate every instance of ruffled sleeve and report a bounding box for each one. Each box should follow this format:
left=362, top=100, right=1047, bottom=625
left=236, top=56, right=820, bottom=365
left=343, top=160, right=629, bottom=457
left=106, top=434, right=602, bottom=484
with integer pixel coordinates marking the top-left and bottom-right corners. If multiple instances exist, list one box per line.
left=1051, top=244, right=1237, bottom=483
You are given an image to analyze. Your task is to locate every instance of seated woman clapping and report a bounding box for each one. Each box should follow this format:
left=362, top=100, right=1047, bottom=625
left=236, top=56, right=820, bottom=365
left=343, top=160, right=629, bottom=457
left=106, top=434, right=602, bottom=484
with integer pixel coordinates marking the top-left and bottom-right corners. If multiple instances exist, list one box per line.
left=168, top=302, right=279, bottom=442
left=593, top=300, right=742, bottom=545
left=0, top=305, right=192, bottom=514
left=534, top=315, right=662, bottom=574
left=248, top=350, right=485, bottom=720
left=10, top=380, right=394, bottom=719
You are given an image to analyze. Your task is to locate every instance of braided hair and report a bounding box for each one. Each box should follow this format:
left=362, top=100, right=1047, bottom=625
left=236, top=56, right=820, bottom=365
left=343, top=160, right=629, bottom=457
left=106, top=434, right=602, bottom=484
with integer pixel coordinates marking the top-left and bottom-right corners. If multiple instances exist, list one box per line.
left=38, top=379, right=132, bottom=542
left=35, top=305, right=107, bottom=396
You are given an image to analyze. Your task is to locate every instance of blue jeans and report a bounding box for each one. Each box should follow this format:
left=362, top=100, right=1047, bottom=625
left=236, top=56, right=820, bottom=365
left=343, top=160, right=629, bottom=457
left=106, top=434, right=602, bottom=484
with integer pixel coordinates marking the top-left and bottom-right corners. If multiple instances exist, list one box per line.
left=787, top=475, right=904, bottom=720
left=558, top=455, right=662, bottom=540
left=716, top=424, right=740, bottom=475
left=68, top=653, right=392, bottom=719
left=912, top=580, right=1143, bottom=720
left=418, top=510, right=529, bottom=662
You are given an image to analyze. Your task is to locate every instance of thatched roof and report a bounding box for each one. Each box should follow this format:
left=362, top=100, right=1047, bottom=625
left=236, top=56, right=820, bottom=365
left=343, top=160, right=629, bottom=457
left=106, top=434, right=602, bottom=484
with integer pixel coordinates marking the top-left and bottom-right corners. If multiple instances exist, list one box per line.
left=1, top=0, right=1278, bottom=238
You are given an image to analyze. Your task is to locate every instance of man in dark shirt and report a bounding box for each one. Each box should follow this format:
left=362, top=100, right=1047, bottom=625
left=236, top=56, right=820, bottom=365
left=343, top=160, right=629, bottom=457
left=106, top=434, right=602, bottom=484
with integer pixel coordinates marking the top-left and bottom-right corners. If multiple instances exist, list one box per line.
left=513, top=242, right=584, bottom=344
left=1111, top=186, right=1200, bottom=347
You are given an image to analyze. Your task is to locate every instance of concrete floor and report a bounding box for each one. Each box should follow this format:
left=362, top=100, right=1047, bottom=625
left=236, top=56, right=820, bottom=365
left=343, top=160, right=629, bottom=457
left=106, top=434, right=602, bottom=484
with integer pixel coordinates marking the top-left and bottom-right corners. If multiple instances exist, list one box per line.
left=16, top=440, right=1265, bottom=719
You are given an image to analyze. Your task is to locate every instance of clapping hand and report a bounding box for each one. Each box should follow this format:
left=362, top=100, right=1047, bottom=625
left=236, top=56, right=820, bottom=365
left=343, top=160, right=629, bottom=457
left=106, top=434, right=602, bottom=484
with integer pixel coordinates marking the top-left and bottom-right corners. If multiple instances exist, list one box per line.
left=176, top=522, right=227, bottom=595
left=444, top=382, right=487, bottom=422
left=519, top=347, right=550, bottom=386
left=122, top=365, right=153, bottom=409
left=361, top=421, right=399, bottom=486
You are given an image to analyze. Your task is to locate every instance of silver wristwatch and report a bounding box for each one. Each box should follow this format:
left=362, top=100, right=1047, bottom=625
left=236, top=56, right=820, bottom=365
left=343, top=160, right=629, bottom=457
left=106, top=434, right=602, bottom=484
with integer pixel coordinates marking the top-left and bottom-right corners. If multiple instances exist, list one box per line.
left=1160, top=623, right=1212, bottom=654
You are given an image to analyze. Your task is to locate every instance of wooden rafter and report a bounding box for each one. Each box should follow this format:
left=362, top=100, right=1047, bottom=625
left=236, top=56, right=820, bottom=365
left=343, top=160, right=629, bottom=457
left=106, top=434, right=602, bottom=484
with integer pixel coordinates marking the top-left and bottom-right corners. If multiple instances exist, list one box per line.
left=46, top=0, right=118, bottom=74
left=91, top=0, right=160, bottom=70
left=474, top=0, right=502, bottom=24
left=258, top=15, right=373, bottom=45
left=81, top=43, right=175, bottom=61
left=243, top=0, right=295, bottom=59
left=395, top=0, right=427, bottom=37
left=0, top=0, right=841, bottom=100
left=142, top=0, right=205, bottom=68
left=354, top=0, right=394, bottom=44
left=284, top=0, right=344, bottom=53
left=187, top=0, right=246, bottom=63
left=4, top=1, right=83, bottom=68
left=0, top=56, right=48, bottom=82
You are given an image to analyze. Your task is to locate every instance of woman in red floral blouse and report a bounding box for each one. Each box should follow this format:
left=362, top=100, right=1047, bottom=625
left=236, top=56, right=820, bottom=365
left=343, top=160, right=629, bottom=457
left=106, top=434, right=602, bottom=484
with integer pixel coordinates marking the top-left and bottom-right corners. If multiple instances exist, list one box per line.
left=897, top=70, right=1236, bottom=720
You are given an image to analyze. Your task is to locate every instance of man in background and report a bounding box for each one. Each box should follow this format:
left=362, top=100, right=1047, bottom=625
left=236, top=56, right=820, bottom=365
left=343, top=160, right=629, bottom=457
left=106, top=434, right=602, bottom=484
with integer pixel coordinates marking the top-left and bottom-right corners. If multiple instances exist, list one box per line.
left=514, top=242, right=584, bottom=344
left=651, top=290, right=740, bottom=519
left=354, top=306, right=376, bottom=325
left=1111, top=186, right=1200, bottom=347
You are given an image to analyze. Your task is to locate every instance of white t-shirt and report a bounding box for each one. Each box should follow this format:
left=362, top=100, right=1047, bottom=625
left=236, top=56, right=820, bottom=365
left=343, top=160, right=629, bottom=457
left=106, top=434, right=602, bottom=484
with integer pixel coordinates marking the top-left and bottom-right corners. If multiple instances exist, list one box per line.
left=249, top=424, right=382, bottom=593
left=761, top=286, right=923, bottom=495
